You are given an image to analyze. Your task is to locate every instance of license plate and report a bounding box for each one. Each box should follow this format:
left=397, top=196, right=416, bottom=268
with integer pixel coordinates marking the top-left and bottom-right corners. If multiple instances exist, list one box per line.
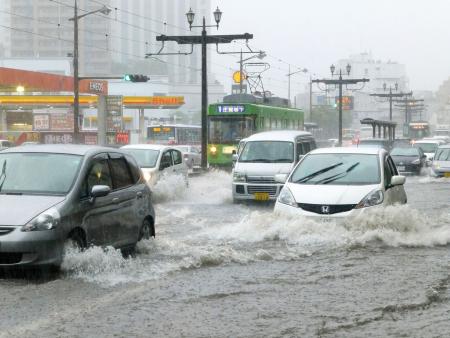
left=444, top=172, right=450, bottom=178
left=397, top=166, right=405, bottom=171
left=254, top=192, right=269, bottom=201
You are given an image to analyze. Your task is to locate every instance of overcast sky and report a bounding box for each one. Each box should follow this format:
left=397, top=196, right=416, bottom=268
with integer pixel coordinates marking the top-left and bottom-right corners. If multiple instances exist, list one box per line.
left=211, top=0, right=450, bottom=96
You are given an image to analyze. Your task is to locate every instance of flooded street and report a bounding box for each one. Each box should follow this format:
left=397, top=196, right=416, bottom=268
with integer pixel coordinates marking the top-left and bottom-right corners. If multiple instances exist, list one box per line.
left=1, top=172, right=450, bottom=337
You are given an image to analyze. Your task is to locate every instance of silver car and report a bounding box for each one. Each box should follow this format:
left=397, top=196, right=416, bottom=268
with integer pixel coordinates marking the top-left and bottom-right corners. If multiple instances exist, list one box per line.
left=176, top=145, right=201, bottom=169
left=0, top=145, right=155, bottom=269
left=432, top=145, right=450, bottom=177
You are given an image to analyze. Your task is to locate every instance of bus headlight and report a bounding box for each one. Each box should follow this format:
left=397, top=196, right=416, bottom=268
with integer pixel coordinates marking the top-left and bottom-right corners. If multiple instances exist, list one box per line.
left=210, top=146, right=218, bottom=155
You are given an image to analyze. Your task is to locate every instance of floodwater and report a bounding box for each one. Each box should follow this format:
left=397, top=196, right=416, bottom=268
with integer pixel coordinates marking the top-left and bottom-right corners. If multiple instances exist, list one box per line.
left=1, top=171, right=450, bottom=337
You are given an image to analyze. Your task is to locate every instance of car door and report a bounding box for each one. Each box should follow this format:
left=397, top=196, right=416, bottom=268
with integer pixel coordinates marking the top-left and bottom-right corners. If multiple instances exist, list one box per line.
left=386, top=155, right=407, bottom=203
left=383, top=155, right=406, bottom=204
left=171, top=149, right=187, bottom=178
left=108, top=152, right=138, bottom=247
left=78, top=153, right=116, bottom=246
left=159, top=150, right=174, bottom=178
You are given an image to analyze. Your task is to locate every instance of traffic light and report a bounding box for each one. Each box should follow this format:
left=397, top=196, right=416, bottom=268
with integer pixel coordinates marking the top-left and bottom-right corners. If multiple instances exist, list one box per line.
left=123, top=74, right=149, bottom=82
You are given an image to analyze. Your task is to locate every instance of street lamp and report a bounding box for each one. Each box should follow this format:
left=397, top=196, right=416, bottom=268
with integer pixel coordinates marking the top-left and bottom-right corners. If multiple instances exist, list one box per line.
left=186, top=8, right=195, bottom=29
left=213, top=7, right=223, bottom=28
left=69, top=1, right=111, bottom=144
left=286, top=66, right=308, bottom=107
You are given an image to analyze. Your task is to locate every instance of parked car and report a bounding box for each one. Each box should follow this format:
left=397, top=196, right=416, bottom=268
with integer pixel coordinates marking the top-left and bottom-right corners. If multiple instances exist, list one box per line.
left=122, top=144, right=188, bottom=186
left=356, top=138, right=393, bottom=151
left=431, top=145, right=450, bottom=177
left=176, top=145, right=201, bottom=169
left=0, top=140, right=13, bottom=151
left=413, top=139, right=444, bottom=162
left=232, top=130, right=316, bottom=202
left=274, top=147, right=407, bottom=218
left=0, top=145, right=155, bottom=268
left=390, top=146, right=426, bottom=175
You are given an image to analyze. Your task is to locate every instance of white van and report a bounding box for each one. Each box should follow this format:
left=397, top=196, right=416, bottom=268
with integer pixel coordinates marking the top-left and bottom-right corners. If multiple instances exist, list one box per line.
left=232, top=130, right=316, bottom=202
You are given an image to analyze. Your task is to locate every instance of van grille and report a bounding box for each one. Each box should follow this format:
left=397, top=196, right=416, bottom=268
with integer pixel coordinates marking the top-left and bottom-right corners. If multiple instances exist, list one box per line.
left=247, top=185, right=278, bottom=196
left=246, top=176, right=276, bottom=184
left=298, top=203, right=356, bottom=215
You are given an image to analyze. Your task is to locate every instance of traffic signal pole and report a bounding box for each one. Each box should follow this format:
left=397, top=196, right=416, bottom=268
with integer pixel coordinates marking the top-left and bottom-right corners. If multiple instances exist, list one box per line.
left=312, top=70, right=369, bottom=146
left=146, top=9, right=253, bottom=170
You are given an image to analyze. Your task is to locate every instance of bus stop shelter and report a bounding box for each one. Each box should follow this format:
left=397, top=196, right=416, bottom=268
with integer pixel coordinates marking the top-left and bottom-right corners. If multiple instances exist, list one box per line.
left=360, top=118, right=397, bottom=141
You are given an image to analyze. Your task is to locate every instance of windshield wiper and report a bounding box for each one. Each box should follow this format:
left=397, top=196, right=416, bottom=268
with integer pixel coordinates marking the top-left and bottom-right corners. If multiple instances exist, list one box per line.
left=0, top=160, right=6, bottom=192
left=315, top=162, right=360, bottom=185
left=294, top=162, right=344, bottom=183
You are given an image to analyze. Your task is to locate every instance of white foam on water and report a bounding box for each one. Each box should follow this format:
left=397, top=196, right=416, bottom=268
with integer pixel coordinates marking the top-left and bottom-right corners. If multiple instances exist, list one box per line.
left=151, top=173, right=188, bottom=203
left=202, top=205, right=450, bottom=249
left=184, top=169, right=232, bottom=204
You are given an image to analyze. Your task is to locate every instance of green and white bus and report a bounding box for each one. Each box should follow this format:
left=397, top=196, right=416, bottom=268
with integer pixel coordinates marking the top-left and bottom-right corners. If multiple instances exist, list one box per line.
left=208, top=95, right=304, bottom=166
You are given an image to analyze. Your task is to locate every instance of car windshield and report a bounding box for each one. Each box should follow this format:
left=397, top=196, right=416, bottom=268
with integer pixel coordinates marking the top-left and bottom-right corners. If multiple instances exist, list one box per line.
left=291, top=153, right=380, bottom=185
left=0, top=153, right=82, bottom=195
left=239, top=141, right=294, bottom=163
left=434, top=148, right=450, bottom=161
left=123, top=149, right=160, bottom=168
left=414, top=142, right=438, bottom=153
left=391, top=147, right=420, bottom=156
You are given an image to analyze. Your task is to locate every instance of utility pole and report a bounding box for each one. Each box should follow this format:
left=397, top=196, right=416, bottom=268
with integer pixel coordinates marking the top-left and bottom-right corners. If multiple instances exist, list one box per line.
left=286, top=66, right=307, bottom=108
left=146, top=7, right=253, bottom=170
left=394, top=98, right=425, bottom=124
left=370, top=83, right=412, bottom=121
left=312, top=64, right=369, bottom=146
left=309, top=76, right=313, bottom=122
left=69, top=2, right=111, bottom=144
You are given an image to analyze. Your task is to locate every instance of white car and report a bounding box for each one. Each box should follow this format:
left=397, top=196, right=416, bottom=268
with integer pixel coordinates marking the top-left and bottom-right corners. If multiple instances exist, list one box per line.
left=121, top=144, right=188, bottom=186
left=274, top=147, right=407, bottom=218
left=176, top=145, right=201, bottom=169
left=413, top=139, right=444, bottom=162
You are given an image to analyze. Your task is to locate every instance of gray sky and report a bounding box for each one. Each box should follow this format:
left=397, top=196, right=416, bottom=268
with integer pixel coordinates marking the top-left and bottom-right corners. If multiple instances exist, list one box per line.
left=212, top=0, right=450, bottom=96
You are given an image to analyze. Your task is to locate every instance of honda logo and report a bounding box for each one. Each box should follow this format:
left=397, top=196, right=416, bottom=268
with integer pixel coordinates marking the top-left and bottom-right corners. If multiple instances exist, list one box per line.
left=321, top=205, right=330, bottom=214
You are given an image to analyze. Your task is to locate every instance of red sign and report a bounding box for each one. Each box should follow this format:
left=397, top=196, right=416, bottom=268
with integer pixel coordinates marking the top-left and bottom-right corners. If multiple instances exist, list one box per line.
left=115, top=131, right=130, bottom=145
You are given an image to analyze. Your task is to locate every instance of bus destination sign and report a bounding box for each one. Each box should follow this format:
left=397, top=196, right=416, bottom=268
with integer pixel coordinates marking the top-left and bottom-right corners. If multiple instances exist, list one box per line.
left=217, top=105, right=245, bottom=113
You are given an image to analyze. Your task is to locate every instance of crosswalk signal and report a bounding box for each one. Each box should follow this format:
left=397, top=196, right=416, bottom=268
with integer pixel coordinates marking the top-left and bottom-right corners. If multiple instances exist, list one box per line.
left=123, top=74, right=149, bottom=82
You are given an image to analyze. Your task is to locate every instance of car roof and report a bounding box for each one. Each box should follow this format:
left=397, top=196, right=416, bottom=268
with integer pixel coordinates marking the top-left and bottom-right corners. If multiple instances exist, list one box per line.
left=438, top=144, right=450, bottom=149
left=1, top=144, right=115, bottom=156
left=310, top=147, right=382, bottom=155
left=414, top=140, right=442, bottom=144
left=245, top=130, right=313, bottom=142
left=359, top=138, right=389, bottom=142
left=121, top=144, right=171, bottom=151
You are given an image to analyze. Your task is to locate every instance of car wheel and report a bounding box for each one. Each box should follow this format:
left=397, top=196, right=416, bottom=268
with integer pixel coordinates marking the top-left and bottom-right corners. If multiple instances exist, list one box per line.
left=139, top=219, right=152, bottom=241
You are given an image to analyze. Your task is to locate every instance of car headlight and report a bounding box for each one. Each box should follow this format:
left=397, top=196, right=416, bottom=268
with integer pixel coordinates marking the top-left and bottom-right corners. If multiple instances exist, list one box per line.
left=412, top=159, right=420, bottom=165
left=278, top=186, right=297, bottom=207
left=233, top=172, right=246, bottom=182
left=355, top=190, right=384, bottom=209
left=143, top=171, right=152, bottom=182
left=22, top=208, right=60, bottom=232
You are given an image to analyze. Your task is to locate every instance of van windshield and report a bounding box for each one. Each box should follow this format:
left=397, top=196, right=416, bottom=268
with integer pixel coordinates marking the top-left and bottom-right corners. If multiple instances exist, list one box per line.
left=239, top=141, right=294, bottom=163
left=0, top=153, right=82, bottom=195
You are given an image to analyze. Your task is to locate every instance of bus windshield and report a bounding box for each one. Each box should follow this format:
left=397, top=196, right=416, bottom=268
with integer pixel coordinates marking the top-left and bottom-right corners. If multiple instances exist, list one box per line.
left=208, top=116, right=255, bottom=144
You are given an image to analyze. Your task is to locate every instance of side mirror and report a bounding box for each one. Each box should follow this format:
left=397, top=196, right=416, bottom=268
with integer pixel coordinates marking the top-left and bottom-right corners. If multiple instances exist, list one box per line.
left=232, top=154, right=238, bottom=162
left=90, top=185, right=111, bottom=202
left=390, top=175, right=406, bottom=186
left=232, top=149, right=237, bottom=155
left=274, top=173, right=288, bottom=184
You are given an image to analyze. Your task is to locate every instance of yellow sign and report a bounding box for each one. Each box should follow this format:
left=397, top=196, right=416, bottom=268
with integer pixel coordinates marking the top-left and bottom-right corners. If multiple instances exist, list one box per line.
left=233, top=71, right=246, bottom=84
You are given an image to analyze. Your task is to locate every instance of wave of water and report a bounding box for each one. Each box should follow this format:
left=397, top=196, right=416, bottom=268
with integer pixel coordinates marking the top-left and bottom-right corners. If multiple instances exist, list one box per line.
left=61, top=170, right=450, bottom=286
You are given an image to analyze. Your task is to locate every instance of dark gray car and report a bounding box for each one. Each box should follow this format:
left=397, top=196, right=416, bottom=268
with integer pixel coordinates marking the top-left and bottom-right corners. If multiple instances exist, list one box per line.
left=0, top=145, right=155, bottom=268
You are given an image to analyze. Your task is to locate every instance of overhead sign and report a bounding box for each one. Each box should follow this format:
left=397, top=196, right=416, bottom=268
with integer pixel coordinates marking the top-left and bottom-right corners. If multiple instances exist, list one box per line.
left=217, top=105, right=246, bottom=113
left=79, top=80, right=108, bottom=95
left=335, top=96, right=354, bottom=110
